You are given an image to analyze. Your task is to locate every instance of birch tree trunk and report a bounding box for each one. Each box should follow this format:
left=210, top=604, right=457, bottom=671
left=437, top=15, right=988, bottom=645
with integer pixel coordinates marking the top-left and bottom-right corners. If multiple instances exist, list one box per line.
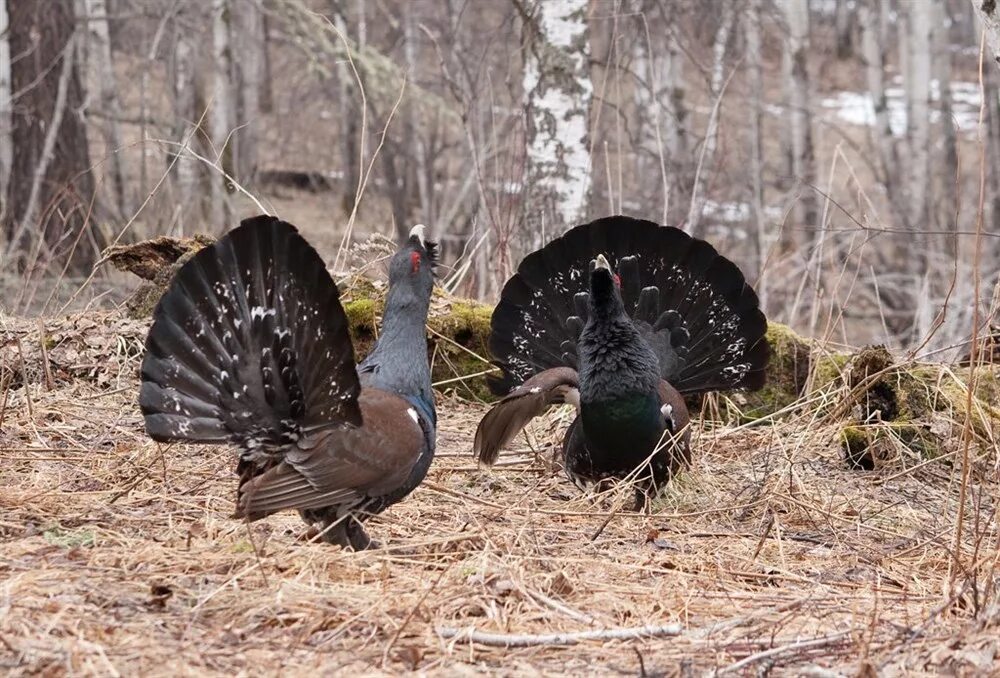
left=169, top=24, right=202, bottom=230
left=834, top=0, right=855, bottom=59
left=970, top=0, right=1000, bottom=68
left=781, top=0, right=818, bottom=243
left=904, top=1, right=932, bottom=232
left=3, top=0, right=97, bottom=271
left=985, top=59, right=1000, bottom=237
left=259, top=8, right=274, bottom=114
left=686, top=3, right=735, bottom=236
left=746, top=0, right=768, bottom=307
left=404, top=1, right=432, bottom=228
left=232, top=1, right=263, bottom=185
left=334, top=3, right=362, bottom=215
left=660, top=26, right=687, bottom=224
left=860, top=0, right=898, bottom=201
left=209, top=0, right=233, bottom=227
left=80, top=0, right=130, bottom=219
left=522, top=0, right=592, bottom=248
left=0, top=0, right=11, bottom=214
left=933, top=0, right=958, bottom=251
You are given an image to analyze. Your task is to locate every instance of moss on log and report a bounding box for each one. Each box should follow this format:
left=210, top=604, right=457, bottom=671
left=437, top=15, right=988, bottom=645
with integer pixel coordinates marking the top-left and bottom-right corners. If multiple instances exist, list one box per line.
left=111, top=241, right=998, bottom=459
left=832, top=346, right=1000, bottom=465
left=104, top=235, right=215, bottom=319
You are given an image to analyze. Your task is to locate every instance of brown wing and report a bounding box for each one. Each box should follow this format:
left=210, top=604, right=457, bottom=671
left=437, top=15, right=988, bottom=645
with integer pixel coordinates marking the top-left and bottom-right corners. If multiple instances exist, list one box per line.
left=657, top=380, right=692, bottom=465
left=235, top=388, right=426, bottom=518
left=474, top=367, right=580, bottom=466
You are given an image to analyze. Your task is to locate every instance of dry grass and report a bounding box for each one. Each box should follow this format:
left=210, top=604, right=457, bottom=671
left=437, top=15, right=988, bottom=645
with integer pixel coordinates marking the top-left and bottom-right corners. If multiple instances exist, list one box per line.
left=2, top=312, right=1000, bottom=676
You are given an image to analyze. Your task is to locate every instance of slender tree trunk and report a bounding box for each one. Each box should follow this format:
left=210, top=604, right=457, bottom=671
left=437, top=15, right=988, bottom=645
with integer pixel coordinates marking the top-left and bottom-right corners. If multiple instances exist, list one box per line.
left=985, top=59, right=1000, bottom=237
left=209, top=0, right=232, bottom=227
left=686, top=2, right=735, bottom=236
left=3, top=0, right=97, bottom=272
left=0, top=0, right=11, bottom=216
left=169, top=24, right=202, bottom=231
left=80, top=0, right=130, bottom=219
left=652, top=10, right=688, bottom=226
left=404, top=1, right=431, bottom=227
left=259, top=6, right=274, bottom=114
left=334, top=4, right=362, bottom=214
left=834, top=0, right=855, bottom=59
left=746, top=0, right=768, bottom=307
left=232, top=1, right=263, bottom=185
left=781, top=0, right=818, bottom=243
left=904, top=0, right=932, bottom=233
left=522, top=0, right=592, bottom=249
left=860, top=0, right=898, bottom=202
left=933, top=0, right=958, bottom=254
left=970, top=0, right=1000, bottom=68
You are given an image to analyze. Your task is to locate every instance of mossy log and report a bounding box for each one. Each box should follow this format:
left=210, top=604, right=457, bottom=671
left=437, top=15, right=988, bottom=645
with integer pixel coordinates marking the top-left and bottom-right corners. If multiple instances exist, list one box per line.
left=111, top=245, right=998, bottom=458
left=104, top=234, right=215, bottom=319
left=827, top=346, right=1000, bottom=466
left=338, top=276, right=495, bottom=400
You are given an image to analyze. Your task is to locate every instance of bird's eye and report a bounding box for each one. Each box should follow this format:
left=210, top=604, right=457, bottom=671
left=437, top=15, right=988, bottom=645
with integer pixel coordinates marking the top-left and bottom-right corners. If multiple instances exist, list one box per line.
left=410, top=251, right=421, bottom=273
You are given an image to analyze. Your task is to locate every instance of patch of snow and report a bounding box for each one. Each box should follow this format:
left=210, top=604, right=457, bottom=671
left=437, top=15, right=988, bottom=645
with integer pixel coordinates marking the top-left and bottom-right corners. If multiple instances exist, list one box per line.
left=821, top=80, right=984, bottom=138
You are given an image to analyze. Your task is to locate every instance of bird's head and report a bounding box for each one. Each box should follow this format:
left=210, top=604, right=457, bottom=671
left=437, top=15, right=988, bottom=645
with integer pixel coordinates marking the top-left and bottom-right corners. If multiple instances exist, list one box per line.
left=588, top=253, right=624, bottom=314
left=387, top=223, right=438, bottom=302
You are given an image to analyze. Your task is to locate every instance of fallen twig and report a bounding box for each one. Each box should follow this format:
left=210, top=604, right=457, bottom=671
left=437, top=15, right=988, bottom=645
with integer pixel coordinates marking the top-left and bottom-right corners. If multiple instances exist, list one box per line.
left=439, top=623, right=682, bottom=647
left=714, top=632, right=851, bottom=675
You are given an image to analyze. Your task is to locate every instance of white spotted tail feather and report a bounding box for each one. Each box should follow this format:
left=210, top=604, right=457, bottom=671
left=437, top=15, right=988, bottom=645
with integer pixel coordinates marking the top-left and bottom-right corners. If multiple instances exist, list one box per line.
left=487, top=215, right=769, bottom=397
left=139, top=215, right=362, bottom=450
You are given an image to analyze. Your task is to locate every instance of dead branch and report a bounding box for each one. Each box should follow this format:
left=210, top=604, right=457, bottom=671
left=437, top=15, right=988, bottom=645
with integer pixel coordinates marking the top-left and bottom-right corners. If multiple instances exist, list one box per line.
left=438, top=623, right=683, bottom=647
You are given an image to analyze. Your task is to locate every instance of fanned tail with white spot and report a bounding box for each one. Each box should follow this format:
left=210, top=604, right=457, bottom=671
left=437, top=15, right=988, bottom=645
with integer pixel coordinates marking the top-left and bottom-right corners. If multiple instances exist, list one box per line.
left=488, top=215, right=769, bottom=396
left=139, top=215, right=362, bottom=452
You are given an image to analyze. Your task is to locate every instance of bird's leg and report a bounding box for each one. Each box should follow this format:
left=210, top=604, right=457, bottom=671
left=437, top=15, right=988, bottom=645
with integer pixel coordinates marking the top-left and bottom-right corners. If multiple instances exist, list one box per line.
left=298, top=508, right=352, bottom=548
left=346, top=517, right=380, bottom=551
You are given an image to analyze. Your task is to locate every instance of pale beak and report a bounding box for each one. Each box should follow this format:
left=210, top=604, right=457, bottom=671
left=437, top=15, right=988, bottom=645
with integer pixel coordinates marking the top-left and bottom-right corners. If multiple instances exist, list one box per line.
left=409, top=223, right=427, bottom=248
left=593, top=253, right=611, bottom=271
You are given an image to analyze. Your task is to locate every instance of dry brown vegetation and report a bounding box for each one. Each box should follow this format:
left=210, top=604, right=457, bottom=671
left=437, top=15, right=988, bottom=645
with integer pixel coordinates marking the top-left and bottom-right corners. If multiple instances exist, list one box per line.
left=2, top=308, right=999, bottom=676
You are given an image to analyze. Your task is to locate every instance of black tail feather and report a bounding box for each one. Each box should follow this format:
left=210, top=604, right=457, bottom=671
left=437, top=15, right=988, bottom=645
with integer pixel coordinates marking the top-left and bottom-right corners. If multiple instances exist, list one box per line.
left=140, top=215, right=362, bottom=447
left=487, top=215, right=769, bottom=396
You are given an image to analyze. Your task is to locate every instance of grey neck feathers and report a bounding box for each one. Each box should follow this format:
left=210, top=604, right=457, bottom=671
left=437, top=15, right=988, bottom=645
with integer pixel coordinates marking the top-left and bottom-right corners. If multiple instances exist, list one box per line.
left=360, top=282, right=433, bottom=403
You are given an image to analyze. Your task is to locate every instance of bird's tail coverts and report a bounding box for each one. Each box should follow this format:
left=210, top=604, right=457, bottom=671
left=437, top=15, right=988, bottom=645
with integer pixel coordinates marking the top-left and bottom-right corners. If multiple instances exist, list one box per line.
left=139, top=215, right=362, bottom=448
left=488, top=215, right=769, bottom=396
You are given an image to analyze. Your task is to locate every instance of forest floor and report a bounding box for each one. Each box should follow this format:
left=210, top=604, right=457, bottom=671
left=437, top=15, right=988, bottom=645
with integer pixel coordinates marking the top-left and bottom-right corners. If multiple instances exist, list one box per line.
left=1, top=311, right=999, bottom=677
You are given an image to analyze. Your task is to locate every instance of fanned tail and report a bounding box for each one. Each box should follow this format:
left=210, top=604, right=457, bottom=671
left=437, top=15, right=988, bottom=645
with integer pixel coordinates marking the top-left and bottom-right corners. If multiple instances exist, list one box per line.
left=139, top=215, right=362, bottom=450
left=488, top=215, right=768, bottom=396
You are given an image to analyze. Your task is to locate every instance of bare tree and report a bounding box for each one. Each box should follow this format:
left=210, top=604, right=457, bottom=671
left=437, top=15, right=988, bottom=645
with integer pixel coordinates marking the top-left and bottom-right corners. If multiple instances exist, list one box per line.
left=79, top=0, right=130, bottom=219
left=781, top=0, right=818, bottom=243
left=745, top=0, right=768, bottom=303
left=231, top=0, right=265, bottom=185
left=859, top=0, right=901, bottom=219
left=521, top=0, right=592, bottom=248
left=686, top=1, right=736, bottom=236
left=168, top=12, right=204, bottom=230
left=933, top=0, right=959, bottom=245
left=902, top=0, right=932, bottom=232
left=970, top=0, right=1000, bottom=67
left=209, top=0, right=233, bottom=227
left=0, top=0, right=11, bottom=214
left=3, top=0, right=97, bottom=271
left=834, top=0, right=856, bottom=59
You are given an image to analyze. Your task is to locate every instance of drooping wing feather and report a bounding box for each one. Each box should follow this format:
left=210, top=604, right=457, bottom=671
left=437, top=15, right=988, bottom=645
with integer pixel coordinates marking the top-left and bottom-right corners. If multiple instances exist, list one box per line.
left=474, top=367, right=580, bottom=466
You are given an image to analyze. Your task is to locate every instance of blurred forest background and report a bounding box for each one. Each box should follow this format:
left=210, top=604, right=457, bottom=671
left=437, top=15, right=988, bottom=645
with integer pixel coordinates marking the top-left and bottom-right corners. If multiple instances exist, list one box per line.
left=0, top=0, right=998, bottom=358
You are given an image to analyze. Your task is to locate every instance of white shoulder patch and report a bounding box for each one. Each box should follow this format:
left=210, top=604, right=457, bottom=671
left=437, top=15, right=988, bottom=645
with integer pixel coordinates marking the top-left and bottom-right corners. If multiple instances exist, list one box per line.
left=406, top=407, right=420, bottom=424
